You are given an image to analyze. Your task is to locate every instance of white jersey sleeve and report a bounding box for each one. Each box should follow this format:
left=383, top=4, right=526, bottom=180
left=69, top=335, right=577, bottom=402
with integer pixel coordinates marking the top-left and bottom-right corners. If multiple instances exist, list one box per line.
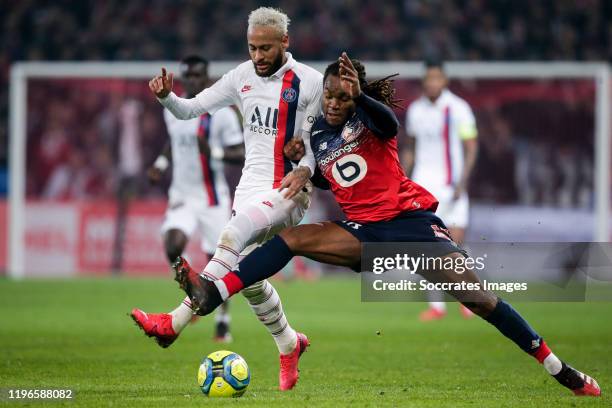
left=296, top=79, right=322, bottom=174
left=209, top=107, right=243, bottom=147
left=158, top=68, right=239, bottom=119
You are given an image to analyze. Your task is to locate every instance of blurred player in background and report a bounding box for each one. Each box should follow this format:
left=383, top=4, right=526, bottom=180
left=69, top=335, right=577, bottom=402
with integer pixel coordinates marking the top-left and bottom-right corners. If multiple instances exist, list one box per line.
left=141, top=7, right=323, bottom=390
left=132, top=55, right=244, bottom=344
left=404, top=59, right=478, bottom=321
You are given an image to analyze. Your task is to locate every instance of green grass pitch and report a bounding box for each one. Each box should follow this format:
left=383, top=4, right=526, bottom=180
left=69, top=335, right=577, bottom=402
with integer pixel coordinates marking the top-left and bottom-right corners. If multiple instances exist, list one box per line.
left=1, top=277, right=610, bottom=407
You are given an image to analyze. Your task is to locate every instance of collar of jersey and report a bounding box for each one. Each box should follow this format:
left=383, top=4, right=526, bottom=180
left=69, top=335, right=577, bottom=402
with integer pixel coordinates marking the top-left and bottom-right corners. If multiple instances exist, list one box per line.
left=266, top=52, right=296, bottom=80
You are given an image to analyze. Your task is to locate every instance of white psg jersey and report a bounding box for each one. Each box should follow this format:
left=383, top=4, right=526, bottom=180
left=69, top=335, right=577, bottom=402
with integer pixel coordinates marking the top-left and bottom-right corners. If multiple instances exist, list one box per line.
left=164, top=106, right=242, bottom=205
left=406, top=89, right=477, bottom=189
left=159, top=52, right=323, bottom=191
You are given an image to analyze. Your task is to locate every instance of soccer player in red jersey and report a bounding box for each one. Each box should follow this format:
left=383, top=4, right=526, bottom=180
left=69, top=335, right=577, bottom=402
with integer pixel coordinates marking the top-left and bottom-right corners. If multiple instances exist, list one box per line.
left=173, top=53, right=601, bottom=397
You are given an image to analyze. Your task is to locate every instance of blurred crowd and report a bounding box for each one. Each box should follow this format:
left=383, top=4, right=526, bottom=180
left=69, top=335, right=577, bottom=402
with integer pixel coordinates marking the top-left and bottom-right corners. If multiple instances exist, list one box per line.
left=23, top=77, right=596, bottom=211
left=470, top=94, right=594, bottom=207
left=1, top=0, right=609, bottom=204
left=26, top=80, right=166, bottom=200
left=3, top=0, right=610, bottom=62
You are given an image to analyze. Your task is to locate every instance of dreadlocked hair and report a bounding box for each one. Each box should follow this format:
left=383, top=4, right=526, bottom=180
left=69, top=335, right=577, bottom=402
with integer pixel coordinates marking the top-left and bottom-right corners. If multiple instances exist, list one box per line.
left=323, top=58, right=403, bottom=109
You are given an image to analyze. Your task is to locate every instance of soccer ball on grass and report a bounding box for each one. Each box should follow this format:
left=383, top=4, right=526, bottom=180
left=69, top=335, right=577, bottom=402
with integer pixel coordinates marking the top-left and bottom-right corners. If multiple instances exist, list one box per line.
left=197, top=350, right=250, bottom=397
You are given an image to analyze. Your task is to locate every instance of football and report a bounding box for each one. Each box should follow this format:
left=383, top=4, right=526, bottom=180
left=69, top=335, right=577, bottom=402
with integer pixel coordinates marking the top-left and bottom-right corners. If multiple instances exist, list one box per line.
left=197, top=350, right=250, bottom=397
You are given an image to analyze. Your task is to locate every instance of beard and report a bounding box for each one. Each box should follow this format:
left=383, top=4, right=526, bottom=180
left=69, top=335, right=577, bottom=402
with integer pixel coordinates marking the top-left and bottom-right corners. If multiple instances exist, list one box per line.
left=253, top=51, right=285, bottom=77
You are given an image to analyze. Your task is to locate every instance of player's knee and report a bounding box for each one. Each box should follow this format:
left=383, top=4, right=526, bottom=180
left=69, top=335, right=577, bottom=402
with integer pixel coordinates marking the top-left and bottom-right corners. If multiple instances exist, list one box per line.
left=218, top=225, right=243, bottom=250
left=278, top=228, right=298, bottom=250
left=278, top=227, right=311, bottom=253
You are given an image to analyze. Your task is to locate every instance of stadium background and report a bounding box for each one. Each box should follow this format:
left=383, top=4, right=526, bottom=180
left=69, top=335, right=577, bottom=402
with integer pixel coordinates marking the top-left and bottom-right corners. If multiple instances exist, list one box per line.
left=1, top=2, right=612, bottom=407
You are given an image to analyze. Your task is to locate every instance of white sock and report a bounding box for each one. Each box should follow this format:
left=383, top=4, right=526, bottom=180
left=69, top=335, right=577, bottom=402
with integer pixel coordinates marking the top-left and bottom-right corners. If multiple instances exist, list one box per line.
left=169, top=296, right=194, bottom=333
left=203, top=243, right=240, bottom=279
left=543, top=352, right=563, bottom=375
left=241, top=279, right=298, bottom=355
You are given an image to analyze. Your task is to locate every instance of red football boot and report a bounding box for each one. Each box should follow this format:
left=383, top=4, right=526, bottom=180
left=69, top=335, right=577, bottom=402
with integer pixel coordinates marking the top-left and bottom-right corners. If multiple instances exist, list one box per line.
left=573, top=376, right=601, bottom=397
left=130, top=308, right=178, bottom=348
left=279, top=332, right=310, bottom=391
left=554, top=362, right=601, bottom=397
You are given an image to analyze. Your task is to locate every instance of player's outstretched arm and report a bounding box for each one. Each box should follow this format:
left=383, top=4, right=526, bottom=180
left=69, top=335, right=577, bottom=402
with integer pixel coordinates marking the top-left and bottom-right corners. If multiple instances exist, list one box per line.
left=149, top=67, right=174, bottom=98
left=151, top=67, right=238, bottom=120
left=339, top=52, right=399, bottom=138
left=354, top=93, right=399, bottom=138
left=149, top=67, right=202, bottom=120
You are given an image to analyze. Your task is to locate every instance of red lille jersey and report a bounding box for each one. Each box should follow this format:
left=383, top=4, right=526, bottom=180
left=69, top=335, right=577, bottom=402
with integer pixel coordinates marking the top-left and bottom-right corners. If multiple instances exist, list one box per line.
left=310, top=101, right=438, bottom=223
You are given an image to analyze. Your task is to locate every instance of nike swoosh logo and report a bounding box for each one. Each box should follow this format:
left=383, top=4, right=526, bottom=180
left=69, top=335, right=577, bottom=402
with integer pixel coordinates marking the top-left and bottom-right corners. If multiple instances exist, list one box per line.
left=312, top=130, right=325, bottom=136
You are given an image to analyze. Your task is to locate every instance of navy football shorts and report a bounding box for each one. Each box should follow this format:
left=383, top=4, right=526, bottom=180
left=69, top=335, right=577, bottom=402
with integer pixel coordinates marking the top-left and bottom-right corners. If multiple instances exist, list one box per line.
left=335, top=210, right=466, bottom=271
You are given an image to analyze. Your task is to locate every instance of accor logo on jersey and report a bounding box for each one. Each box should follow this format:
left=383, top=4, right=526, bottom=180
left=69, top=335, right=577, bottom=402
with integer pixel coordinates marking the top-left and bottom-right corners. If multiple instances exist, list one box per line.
left=249, top=106, right=279, bottom=136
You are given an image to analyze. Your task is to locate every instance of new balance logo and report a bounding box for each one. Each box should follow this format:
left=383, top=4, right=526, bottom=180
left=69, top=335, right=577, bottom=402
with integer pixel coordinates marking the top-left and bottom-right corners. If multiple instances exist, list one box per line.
left=241, top=85, right=252, bottom=92
left=319, top=142, right=328, bottom=151
left=262, top=201, right=274, bottom=208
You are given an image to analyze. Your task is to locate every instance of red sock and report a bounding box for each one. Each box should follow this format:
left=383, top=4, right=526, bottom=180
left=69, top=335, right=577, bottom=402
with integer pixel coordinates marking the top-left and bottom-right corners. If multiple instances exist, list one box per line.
left=532, top=340, right=552, bottom=363
left=221, top=271, right=244, bottom=298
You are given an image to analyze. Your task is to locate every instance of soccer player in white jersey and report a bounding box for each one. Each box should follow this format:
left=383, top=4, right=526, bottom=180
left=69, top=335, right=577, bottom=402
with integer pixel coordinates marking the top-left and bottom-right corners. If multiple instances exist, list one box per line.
left=404, top=59, right=479, bottom=321
left=140, top=7, right=322, bottom=390
left=132, top=55, right=244, bottom=344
